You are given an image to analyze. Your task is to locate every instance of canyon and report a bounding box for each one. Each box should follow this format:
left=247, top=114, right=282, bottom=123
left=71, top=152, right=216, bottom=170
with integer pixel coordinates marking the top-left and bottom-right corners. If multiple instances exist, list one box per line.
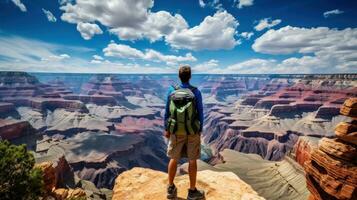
left=0, top=71, right=356, bottom=199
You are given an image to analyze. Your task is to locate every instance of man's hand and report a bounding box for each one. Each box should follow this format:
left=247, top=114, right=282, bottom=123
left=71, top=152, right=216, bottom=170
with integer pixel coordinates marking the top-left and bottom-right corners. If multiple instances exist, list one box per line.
left=164, top=131, right=170, bottom=139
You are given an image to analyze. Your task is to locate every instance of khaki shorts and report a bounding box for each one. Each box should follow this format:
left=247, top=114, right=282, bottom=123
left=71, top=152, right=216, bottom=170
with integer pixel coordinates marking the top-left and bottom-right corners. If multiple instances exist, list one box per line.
left=167, top=133, right=201, bottom=160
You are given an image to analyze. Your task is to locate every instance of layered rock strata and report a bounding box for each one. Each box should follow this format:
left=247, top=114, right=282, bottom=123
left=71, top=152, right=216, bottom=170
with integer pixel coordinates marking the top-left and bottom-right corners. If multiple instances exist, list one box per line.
left=304, top=98, right=357, bottom=200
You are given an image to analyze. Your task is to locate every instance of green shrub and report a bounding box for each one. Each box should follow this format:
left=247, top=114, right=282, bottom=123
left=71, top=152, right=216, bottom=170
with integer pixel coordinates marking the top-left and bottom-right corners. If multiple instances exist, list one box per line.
left=0, top=140, right=44, bottom=200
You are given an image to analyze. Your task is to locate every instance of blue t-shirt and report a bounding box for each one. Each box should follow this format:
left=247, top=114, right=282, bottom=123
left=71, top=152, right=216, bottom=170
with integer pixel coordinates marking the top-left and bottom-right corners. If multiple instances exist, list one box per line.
left=164, top=82, right=204, bottom=132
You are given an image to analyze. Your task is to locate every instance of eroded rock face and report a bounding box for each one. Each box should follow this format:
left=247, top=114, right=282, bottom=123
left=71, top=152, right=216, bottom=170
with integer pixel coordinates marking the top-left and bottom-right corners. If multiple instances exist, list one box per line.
left=35, top=152, right=112, bottom=200
left=112, top=167, right=265, bottom=200
left=0, top=119, right=34, bottom=140
left=304, top=98, right=357, bottom=200
left=36, top=162, right=57, bottom=193
left=52, top=188, right=87, bottom=200
left=44, top=131, right=168, bottom=189
left=203, top=77, right=356, bottom=161
left=0, top=119, right=37, bottom=149
left=335, top=122, right=357, bottom=145
left=291, top=136, right=319, bottom=167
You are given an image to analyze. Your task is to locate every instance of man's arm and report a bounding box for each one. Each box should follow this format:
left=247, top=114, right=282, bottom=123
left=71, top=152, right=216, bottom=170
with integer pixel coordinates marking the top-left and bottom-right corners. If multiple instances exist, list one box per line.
left=164, top=86, right=173, bottom=131
left=195, top=89, right=204, bottom=132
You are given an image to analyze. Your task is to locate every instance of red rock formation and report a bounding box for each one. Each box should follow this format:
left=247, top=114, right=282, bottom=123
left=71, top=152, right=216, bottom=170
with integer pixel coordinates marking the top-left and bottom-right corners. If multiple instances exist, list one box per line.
left=35, top=160, right=86, bottom=200
left=340, top=98, right=357, bottom=118
left=0, top=119, right=34, bottom=140
left=335, top=122, right=357, bottom=145
left=292, top=136, right=318, bottom=167
left=315, top=105, right=341, bottom=120
left=304, top=98, right=357, bottom=200
left=36, top=162, right=57, bottom=193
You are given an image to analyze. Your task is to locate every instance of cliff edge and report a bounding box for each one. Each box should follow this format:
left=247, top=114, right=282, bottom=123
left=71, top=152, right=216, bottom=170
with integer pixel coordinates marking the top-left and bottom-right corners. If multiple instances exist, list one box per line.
left=112, top=167, right=265, bottom=200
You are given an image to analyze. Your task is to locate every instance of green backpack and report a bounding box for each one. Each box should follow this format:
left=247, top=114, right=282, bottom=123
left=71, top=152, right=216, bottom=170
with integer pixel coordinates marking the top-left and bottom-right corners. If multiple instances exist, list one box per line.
left=167, top=84, right=200, bottom=135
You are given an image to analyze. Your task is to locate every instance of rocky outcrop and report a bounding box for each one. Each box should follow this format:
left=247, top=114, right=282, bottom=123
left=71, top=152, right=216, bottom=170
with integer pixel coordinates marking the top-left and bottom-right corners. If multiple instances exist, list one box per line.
left=315, top=105, right=341, bottom=120
left=36, top=161, right=87, bottom=200
left=340, top=98, right=357, bottom=118
left=112, top=167, right=265, bottom=200
left=335, top=122, right=357, bottom=145
left=0, top=119, right=35, bottom=140
left=180, top=149, right=309, bottom=200
left=36, top=162, right=57, bottom=193
left=291, top=136, right=319, bottom=167
left=35, top=154, right=112, bottom=200
left=52, top=188, right=87, bottom=200
left=318, top=138, right=357, bottom=162
left=304, top=98, right=357, bottom=200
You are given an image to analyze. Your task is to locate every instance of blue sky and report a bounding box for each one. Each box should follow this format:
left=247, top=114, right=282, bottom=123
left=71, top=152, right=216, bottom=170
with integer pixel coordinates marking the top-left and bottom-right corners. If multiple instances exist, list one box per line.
left=0, top=0, right=356, bottom=73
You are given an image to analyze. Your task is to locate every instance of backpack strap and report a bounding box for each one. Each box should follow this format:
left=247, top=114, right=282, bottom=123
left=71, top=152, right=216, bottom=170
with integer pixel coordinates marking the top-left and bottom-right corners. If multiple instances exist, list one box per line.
left=172, top=84, right=180, bottom=90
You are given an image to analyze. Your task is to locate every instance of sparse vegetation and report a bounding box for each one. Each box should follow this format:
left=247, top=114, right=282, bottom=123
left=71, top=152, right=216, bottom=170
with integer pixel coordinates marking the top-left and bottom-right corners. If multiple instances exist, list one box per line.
left=0, top=140, right=44, bottom=200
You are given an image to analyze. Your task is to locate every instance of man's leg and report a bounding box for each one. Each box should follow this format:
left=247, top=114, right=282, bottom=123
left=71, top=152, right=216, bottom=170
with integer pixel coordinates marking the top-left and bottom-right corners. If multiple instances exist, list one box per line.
left=188, top=159, right=197, bottom=190
left=186, top=135, right=205, bottom=199
left=168, top=158, right=178, bottom=185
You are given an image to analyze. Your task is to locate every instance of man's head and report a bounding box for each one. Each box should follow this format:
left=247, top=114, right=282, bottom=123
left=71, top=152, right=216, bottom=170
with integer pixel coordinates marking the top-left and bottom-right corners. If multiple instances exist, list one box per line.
left=179, top=65, right=191, bottom=83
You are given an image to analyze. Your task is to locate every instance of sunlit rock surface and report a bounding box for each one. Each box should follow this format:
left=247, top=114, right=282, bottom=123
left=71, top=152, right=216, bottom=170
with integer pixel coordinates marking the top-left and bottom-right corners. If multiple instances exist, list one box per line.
left=180, top=149, right=309, bottom=200
left=112, top=167, right=265, bottom=200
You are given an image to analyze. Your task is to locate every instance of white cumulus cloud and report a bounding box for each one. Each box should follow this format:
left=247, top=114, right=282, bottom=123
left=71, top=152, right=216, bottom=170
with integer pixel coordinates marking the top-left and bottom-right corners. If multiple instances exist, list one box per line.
left=59, top=0, right=238, bottom=51
left=103, top=43, right=197, bottom=65
left=236, top=0, right=254, bottom=9
left=93, top=55, right=104, bottom=60
left=109, top=11, right=188, bottom=42
left=76, top=22, right=103, bottom=40
left=199, top=0, right=206, bottom=7
left=227, top=59, right=276, bottom=73
left=60, top=0, right=153, bottom=27
left=252, top=26, right=357, bottom=73
left=42, top=9, right=57, bottom=22
left=254, top=18, right=281, bottom=31
left=323, top=9, right=344, bottom=18
left=166, top=11, right=240, bottom=51
left=11, top=0, right=26, bottom=12
left=193, top=59, right=220, bottom=72
left=240, top=32, right=254, bottom=40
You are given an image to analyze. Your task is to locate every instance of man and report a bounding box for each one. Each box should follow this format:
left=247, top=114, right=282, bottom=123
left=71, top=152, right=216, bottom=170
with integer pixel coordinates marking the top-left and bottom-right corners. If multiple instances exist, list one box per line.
left=164, top=65, right=205, bottom=200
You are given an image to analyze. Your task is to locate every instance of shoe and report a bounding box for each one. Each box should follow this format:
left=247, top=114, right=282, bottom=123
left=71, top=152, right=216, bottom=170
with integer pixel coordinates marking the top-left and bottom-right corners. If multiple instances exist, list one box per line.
left=187, top=188, right=205, bottom=200
left=167, top=184, right=177, bottom=199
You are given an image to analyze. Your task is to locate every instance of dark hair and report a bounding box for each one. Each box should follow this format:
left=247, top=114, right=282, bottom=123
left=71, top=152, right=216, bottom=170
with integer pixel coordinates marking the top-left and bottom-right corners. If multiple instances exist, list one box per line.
left=179, top=65, right=191, bottom=83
